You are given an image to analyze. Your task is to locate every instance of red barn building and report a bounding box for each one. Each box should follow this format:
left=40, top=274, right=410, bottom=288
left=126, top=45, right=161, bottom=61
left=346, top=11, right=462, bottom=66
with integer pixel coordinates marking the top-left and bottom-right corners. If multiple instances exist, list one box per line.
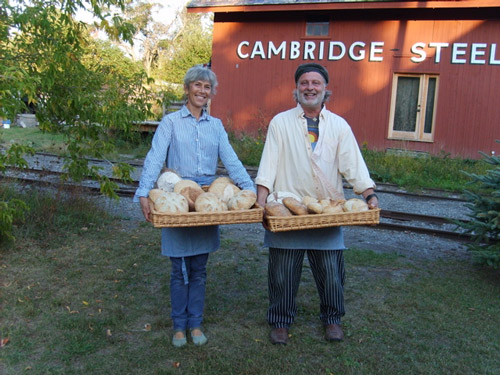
left=188, top=0, right=500, bottom=159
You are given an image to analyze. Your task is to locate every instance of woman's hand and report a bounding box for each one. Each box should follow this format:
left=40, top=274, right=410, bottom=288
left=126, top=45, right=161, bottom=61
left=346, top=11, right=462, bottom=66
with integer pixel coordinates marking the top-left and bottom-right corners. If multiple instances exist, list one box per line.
left=140, top=196, right=152, bottom=223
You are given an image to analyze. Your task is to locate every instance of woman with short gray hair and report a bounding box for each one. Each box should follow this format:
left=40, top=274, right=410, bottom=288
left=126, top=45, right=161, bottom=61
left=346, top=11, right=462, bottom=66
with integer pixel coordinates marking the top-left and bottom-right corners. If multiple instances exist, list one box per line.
left=135, top=65, right=255, bottom=348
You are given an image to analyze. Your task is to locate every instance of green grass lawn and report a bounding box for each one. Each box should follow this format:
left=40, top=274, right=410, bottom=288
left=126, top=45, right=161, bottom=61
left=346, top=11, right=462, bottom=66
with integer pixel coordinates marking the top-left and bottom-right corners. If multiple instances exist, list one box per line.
left=0, top=126, right=152, bottom=162
left=1, top=187, right=499, bottom=374
left=0, top=127, right=67, bottom=154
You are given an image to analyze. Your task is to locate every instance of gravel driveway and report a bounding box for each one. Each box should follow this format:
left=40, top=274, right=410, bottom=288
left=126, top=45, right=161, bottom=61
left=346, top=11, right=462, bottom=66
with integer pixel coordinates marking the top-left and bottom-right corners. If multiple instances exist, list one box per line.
left=97, top=193, right=470, bottom=263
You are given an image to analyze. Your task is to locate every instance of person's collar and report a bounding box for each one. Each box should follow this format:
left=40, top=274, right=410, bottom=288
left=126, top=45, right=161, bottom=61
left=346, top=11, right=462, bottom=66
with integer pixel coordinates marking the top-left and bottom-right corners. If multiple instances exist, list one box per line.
left=181, top=104, right=210, bottom=120
left=295, top=103, right=326, bottom=120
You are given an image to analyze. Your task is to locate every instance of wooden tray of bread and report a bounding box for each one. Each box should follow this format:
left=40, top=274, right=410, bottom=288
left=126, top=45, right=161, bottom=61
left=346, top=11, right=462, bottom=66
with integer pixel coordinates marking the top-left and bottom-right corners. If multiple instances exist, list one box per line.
left=264, top=194, right=380, bottom=232
left=265, top=208, right=380, bottom=232
left=149, top=200, right=263, bottom=228
left=148, top=174, right=263, bottom=228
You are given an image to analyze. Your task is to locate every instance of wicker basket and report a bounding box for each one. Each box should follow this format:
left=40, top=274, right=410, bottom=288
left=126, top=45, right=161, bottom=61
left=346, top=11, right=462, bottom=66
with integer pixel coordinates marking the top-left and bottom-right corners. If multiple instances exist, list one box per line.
left=266, top=208, right=380, bottom=232
left=149, top=200, right=264, bottom=228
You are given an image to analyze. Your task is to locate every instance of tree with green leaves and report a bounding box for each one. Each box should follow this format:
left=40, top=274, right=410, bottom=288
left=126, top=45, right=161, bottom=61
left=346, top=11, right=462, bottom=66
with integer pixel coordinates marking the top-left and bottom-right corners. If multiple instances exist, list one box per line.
left=0, top=0, right=155, bottom=240
left=153, top=9, right=212, bottom=92
left=456, top=142, right=500, bottom=268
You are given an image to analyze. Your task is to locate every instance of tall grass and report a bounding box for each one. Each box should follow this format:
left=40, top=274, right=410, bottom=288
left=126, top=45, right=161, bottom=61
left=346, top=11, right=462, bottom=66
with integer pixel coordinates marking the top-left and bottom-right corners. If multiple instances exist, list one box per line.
left=1, top=126, right=493, bottom=193
left=361, top=148, right=490, bottom=193
left=0, top=183, right=113, bottom=246
left=228, top=131, right=265, bottom=167
left=226, top=132, right=491, bottom=193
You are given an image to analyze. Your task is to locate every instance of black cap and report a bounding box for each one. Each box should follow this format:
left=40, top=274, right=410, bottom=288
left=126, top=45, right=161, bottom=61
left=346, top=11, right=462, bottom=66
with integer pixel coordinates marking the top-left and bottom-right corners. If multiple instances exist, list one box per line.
left=294, top=63, right=329, bottom=84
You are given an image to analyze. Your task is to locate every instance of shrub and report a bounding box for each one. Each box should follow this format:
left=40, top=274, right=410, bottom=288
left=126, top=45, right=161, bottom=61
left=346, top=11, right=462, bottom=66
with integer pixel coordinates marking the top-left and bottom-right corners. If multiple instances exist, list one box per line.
left=0, top=196, right=28, bottom=242
left=0, top=184, right=112, bottom=247
left=228, top=131, right=265, bottom=167
left=456, top=143, right=500, bottom=268
left=0, top=144, right=34, bottom=241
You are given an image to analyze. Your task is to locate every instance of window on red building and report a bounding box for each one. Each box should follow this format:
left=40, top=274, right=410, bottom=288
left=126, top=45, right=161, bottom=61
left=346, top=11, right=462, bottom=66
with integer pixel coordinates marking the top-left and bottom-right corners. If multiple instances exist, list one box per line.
left=306, top=20, right=329, bottom=37
left=388, top=73, right=438, bottom=142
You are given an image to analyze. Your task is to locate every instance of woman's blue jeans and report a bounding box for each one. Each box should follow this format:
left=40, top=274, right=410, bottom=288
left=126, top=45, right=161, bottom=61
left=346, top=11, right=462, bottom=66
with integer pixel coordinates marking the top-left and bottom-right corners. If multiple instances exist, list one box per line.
left=170, top=253, right=209, bottom=331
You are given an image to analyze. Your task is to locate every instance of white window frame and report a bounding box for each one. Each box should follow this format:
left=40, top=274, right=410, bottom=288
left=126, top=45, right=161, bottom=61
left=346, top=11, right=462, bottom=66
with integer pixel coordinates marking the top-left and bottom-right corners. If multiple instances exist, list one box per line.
left=305, top=20, right=330, bottom=38
left=388, top=73, right=439, bottom=142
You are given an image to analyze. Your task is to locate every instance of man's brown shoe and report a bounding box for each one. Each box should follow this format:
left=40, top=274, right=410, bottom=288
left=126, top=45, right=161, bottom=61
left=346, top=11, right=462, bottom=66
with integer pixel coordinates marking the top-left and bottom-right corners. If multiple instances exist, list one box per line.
left=325, top=324, right=344, bottom=342
left=270, top=327, right=289, bottom=345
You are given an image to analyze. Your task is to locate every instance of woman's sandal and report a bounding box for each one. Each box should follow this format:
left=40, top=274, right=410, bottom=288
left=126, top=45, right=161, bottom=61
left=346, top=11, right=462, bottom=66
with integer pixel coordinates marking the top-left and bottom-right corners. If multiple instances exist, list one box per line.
left=172, top=330, right=187, bottom=348
left=190, top=328, right=208, bottom=346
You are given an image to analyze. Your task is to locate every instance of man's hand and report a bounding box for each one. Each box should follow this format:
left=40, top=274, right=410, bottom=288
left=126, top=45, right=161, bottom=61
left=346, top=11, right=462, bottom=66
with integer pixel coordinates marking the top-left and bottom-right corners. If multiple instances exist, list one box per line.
left=362, top=189, right=379, bottom=209
left=257, top=185, right=270, bottom=229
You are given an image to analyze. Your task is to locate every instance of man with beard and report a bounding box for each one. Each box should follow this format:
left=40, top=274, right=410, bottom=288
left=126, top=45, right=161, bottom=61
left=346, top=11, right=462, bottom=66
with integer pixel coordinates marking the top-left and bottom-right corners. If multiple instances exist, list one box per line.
left=255, top=63, right=379, bottom=345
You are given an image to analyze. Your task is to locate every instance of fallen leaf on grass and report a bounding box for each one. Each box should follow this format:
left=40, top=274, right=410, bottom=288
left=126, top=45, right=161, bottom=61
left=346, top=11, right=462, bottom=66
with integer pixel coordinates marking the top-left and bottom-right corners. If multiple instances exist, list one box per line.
left=82, top=300, right=89, bottom=306
left=1, top=338, right=10, bottom=347
left=106, top=329, right=112, bottom=337
left=173, top=362, right=181, bottom=368
left=65, top=306, right=79, bottom=314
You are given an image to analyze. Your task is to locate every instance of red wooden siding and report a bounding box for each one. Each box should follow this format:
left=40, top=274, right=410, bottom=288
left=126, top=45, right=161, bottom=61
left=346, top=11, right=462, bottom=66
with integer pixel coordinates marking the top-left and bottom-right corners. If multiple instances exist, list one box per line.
left=208, top=14, right=500, bottom=159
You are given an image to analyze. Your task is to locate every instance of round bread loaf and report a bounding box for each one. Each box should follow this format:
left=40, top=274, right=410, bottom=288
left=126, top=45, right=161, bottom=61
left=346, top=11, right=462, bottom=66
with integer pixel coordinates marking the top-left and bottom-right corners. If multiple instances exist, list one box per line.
left=319, top=198, right=333, bottom=208
left=227, top=190, right=257, bottom=210
left=302, top=196, right=318, bottom=206
left=179, top=186, right=204, bottom=212
left=156, top=171, right=182, bottom=192
left=208, top=182, right=240, bottom=202
left=195, top=192, right=228, bottom=212
left=153, top=192, right=189, bottom=213
left=210, top=176, right=234, bottom=186
left=322, top=204, right=343, bottom=214
left=148, top=188, right=167, bottom=203
left=264, top=202, right=293, bottom=217
left=307, top=202, right=323, bottom=214
left=282, top=197, right=309, bottom=215
left=173, top=179, right=201, bottom=194
left=343, top=198, right=369, bottom=212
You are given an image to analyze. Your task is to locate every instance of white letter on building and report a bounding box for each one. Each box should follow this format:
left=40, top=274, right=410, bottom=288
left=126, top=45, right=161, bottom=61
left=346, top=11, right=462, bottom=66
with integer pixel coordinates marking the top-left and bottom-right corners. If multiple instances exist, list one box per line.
left=471, top=43, right=487, bottom=65
left=370, top=42, right=384, bottom=62
left=428, top=42, right=449, bottom=63
left=290, top=41, right=301, bottom=60
left=490, top=44, right=500, bottom=65
left=318, top=41, right=325, bottom=60
left=349, top=42, right=366, bottom=61
left=250, top=41, right=266, bottom=59
left=304, top=41, right=316, bottom=60
left=237, top=41, right=250, bottom=59
left=268, top=41, right=287, bottom=59
left=451, top=43, right=468, bottom=64
left=410, top=42, right=426, bottom=63
left=328, top=41, right=346, bottom=60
